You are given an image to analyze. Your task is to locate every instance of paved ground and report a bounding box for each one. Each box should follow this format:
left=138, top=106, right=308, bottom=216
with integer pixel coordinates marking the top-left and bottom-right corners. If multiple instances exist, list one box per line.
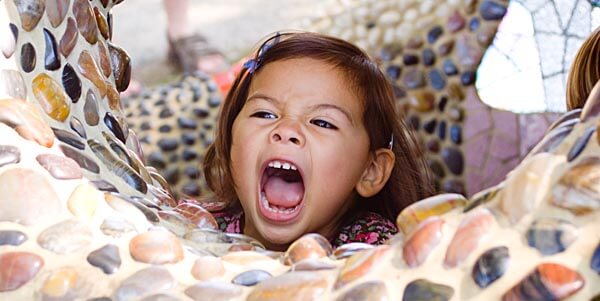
left=112, top=0, right=324, bottom=87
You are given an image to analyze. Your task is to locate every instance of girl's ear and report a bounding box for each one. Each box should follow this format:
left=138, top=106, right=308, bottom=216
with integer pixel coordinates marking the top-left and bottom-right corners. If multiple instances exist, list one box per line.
left=356, top=148, right=395, bottom=198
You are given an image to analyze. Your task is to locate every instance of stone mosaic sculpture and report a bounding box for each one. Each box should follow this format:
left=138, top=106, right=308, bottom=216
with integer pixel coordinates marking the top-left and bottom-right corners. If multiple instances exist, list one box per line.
left=1, top=0, right=600, bottom=300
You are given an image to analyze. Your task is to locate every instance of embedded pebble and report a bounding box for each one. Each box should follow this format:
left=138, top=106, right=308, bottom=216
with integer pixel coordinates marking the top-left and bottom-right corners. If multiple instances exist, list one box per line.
left=67, top=183, right=98, bottom=219
left=332, top=242, right=374, bottom=260
left=335, top=245, right=389, bottom=289
left=14, top=0, right=45, bottom=31
left=591, top=243, right=600, bottom=274
left=184, top=281, right=243, bottom=301
left=43, top=28, right=61, bottom=70
left=0, top=230, right=27, bottom=246
left=0, top=145, right=20, bottom=168
left=0, top=101, right=55, bottom=148
left=283, top=233, right=332, bottom=265
left=403, top=279, right=454, bottom=301
left=526, top=217, right=578, bottom=256
left=247, top=271, right=328, bottom=301
left=60, top=17, right=78, bottom=57
left=403, top=217, right=444, bottom=267
left=292, top=258, right=338, bottom=271
left=46, top=0, right=70, bottom=28
left=0, top=251, right=44, bottom=292
left=37, top=220, right=93, bottom=254
left=73, top=0, right=98, bottom=45
left=231, top=269, right=272, bottom=287
left=551, top=156, right=600, bottom=215
left=113, top=267, right=176, bottom=301
left=100, top=216, right=136, bottom=238
left=502, top=263, right=584, bottom=300
left=0, top=168, right=61, bottom=225
left=87, top=244, right=121, bottom=274
left=444, top=208, right=494, bottom=268
left=174, top=201, right=218, bottom=229
left=396, top=193, right=465, bottom=235
left=191, top=255, right=225, bottom=281
left=129, top=229, right=184, bottom=264
left=336, top=281, right=388, bottom=301
left=472, top=246, right=509, bottom=288
left=41, top=267, right=89, bottom=299
left=32, top=73, right=71, bottom=121
left=36, top=153, right=83, bottom=179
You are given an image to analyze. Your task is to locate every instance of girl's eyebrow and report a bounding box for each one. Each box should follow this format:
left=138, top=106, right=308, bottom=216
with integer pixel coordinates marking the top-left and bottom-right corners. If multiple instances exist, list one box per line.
left=246, top=93, right=280, bottom=105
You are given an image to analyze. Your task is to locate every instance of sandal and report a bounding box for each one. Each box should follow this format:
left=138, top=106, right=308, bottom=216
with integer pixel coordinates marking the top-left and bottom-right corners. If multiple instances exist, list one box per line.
left=168, top=33, right=229, bottom=75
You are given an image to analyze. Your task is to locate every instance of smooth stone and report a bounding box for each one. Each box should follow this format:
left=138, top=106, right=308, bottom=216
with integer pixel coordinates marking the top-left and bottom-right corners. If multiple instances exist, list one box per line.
left=158, top=138, right=179, bottom=151
left=427, top=26, right=443, bottom=44
left=247, top=272, right=328, bottom=301
left=104, top=112, right=126, bottom=143
left=100, top=217, right=135, bottom=238
left=437, top=120, right=447, bottom=140
left=14, top=0, right=45, bottom=31
left=403, top=53, right=419, bottom=65
left=441, top=147, right=464, bottom=175
left=408, top=91, right=434, bottom=112
left=32, top=73, right=70, bottom=121
left=423, top=119, right=437, bottom=133
left=460, top=71, right=477, bottom=85
left=67, top=183, right=99, bottom=219
left=526, top=217, right=578, bottom=256
left=402, top=68, right=425, bottom=89
left=292, top=258, right=338, bottom=271
left=140, top=293, right=181, bottom=301
left=0, top=230, right=27, bottom=246
left=184, top=281, right=242, bottom=301
left=403, top=217, right=444, bottom=268
left=0, top=168, right=61, bottom=225
left=447, top=10, right=465, bottom=32
left=0, top=100, right=55, bottom=147
left=591, top=243, right=600, bottom=274
left=0, top=145, right=20, bottom=168
left=46, top=0, right=69, bottom=27
left=191, top=256, right=225, bottom=281
left=73, top=0, right=98, bottom=44
left=283, top=233, right=333, bottom=265
left=333, top=242, right=374, bottom=260
left=403, top=279, right=454, bottom=301
left=84, top=90, right=99, bottom=125
left=472, top=246, right=509, bottom=288
left=480, top=0, right=507, bottom=20
left=567, top=126, right=595, bottom=162
left=113, top=267, right=176, bottom=301
left=334, top=245, right=389, bottom=289
left=43, top=28, right=61, bottom=70
left=78, top=50, right=107, bottom=97
left=59, top=145, right=100, bottom=173
left=231, top=269, right=271, bottom=287
left=437, top=39, right=454, bottom=56
left=20, top=43, right=36, bottom=73
left=0, top=70, right=27, bottom=100
left=336, top=281, right=387, bottom=301
left=87, top=244, right=121, bottom=274
left=104, top=194, right=150, bottom=229
left=396, top=193, right=465, bottom=235
left=443, top=59, right=458, bottom=76
left=428, top=69, right=446, bottom=90
left=422, top=49, right=435, bottom=66
left=63, top=63, right=82, bottom=102
left=551, top=156, right=600, bottom=214
left=37, top=220, right=92, bottom=254
left=502, top=263, right=584, bottom=300
left=41, top=267, right=89, bottom=299
left=0, top=252, right=44, bottom=292
left=88, top=140, right=147, bottom=193
left=219, top=250, right=274, bottom=265
left=94, top=7, right=110, bottom=40
left=129, top=230, right=184, bottom=264
left=60, top=17, right=78, bottom=57
left=386, top=65, right=401, bottom=81
left=53, top=128, right=85, bottom=149
left=450, top=125, right=462, bottom=144
left=444, top=208, right=494, bottom=268
left=443, top=179, right=465, bottom=195
left=174, top=201, right=218, bottom=229
left=70, top=116, right=86, bottom=138
left=426, top=140, right=440, bottom=153
left=428, top=159, right=444, bottom=177
left=97, top=41, right=112, bottom=78
left=36, top=153, right=83, bottom=180
left=456, top=34, right=482, bottom=69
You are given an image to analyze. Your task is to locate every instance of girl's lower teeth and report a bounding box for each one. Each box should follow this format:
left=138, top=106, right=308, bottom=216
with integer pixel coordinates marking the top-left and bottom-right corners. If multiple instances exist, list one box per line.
left=261, top=192, right=299, bottom=214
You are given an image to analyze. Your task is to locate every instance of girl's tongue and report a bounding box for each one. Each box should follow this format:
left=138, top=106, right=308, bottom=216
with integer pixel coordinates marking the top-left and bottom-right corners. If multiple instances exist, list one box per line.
left=263, top=175, right=304, bottom=208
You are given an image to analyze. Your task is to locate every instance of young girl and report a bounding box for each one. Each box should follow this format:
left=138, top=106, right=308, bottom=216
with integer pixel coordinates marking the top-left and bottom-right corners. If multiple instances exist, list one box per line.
left=203, top=31, right=433, bottom=251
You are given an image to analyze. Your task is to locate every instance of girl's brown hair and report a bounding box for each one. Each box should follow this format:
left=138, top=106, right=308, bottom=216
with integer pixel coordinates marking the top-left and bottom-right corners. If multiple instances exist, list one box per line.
left=566, top=26, right=600, bottom=110
left=204, top=31, right=433, bottom=221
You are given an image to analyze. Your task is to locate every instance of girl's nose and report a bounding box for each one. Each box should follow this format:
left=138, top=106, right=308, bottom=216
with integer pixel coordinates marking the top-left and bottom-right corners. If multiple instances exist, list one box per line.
left=270, top=120, right=305, bottom=146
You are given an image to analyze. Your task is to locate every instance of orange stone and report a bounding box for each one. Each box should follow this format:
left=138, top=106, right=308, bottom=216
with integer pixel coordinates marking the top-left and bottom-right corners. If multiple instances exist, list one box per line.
left=129, top=230, right=184, bottom=264
left=397, top=193, right=465, bottom=235
left=78, top=50, right=107, bottom=97
left=403, top=216, right=444, bottom=268
left=191, top=256, right=225, bottom=281
left=94, top=6, right=110, bottom=40
left=0, top=100, right=54, bottom=147
left=334, top=245, right=389, bottom=289
left=41, top=268, right=80, bottom=298
left=444, top=208, right=494, bottom=268
left=98, top=41, right=112, bottom=78
left=32, top=73, right=70, bottom=121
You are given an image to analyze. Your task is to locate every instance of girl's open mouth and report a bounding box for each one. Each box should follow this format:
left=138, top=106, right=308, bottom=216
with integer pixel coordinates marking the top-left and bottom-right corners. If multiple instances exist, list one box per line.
left=258, top=160, right=305, bottom=223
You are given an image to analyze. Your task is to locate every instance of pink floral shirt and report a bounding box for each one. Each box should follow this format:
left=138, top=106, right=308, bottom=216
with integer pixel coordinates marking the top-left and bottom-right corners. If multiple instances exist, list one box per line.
left=212, top=208, right=398, bottom=247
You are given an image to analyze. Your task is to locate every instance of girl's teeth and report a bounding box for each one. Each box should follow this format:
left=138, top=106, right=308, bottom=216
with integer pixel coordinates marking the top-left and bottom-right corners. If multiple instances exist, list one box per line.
left=274, top=161, right=282, bottom=168
left=282, top=163, right=291, bottom=170
left=267, top=160, right=298, bottom=170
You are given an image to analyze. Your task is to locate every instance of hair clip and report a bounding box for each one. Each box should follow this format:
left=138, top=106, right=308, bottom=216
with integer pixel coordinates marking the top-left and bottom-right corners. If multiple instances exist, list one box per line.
left=388, top=134, right=394, bottom=150
left=243, top=58, right=258, bottom=74
left=243, top=32, right=284, bottom=74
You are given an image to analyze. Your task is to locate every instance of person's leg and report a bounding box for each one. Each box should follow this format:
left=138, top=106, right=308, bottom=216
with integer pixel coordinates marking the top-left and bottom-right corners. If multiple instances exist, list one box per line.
left=164, top=0, right=192, bottom=40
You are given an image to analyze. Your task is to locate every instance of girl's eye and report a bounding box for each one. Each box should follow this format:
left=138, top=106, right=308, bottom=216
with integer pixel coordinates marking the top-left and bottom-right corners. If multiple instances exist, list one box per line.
left=250, top=111, right=277, bottom=119
left=311, top=119, right=338, bottom=129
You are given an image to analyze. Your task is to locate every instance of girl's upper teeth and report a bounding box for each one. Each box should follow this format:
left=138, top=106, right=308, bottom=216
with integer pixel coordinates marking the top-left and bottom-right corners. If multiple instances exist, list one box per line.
left=268, top=160, right=297, bottom=170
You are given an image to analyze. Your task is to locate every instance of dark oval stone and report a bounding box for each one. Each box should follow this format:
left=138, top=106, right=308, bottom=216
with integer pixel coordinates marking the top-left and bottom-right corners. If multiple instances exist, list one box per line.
left=567, top=126, right=595, bottom=162
left=140, top=122, right=151, bottom=131
left=526, top=217, right=578, bottom=256
left=472, top=246, right=509, bottom=288
left=469, top=17, right=480, bottom=31
left=182, top=149, right=197, bottom=161
left=427, top=26, right=443, bottom=44
left=403, top=54, right=419, bottom=66
left=72, top=0, right=98, bottom=45
left=428, top=159, right=445, bottom=177
left=52, top=128, right=85, bottom=149
left=460, top=71, right=476, bottom=85
left=91, top=180, right=118, bottom=192
left=386, top=65, right=402, bottom=81
left=480, top=1, right=507, bottom=20
left=442, top=179, right=465, bottom=195
left=336, top=281, right=388, bottom=301
left=437, top=120, right=447, bottom=140
left=62, top=63, right=82, bottom=102
left=193, top=108, right=209, bottom=118
left=231, top=269, right=271, bottom=287
left=14, top=0, right=45, bottom=32
left=0, top=230, right=27, bottom=246
left=43, top=28, right=60, bottom=70
left=0, top=145, right=21, bottom=168
left=443, top=59, right=458, bottom=76
left=147, top=152, right=166, bottom=169
left=59, top=145, right=99, bottom=173
left=441, top=147, right=463, bottom=175
left=159, top=108, right=174, bottom=118
left=403, top=69, right=425, bottom=89
left=10, top=24, right=18, bottom=41
left=408, top=115, right=420, bottom=130
left=450, top=125, right=462, bottom=144
left=423, top=119, right=437, bottom=134
left=158, top=138, right=179, bottom=152
left=59, top=17, right=78, bottom=58
left=184, top=166, right=200, bottom=179
left=84, top=90, right=99, bottom=125
left=69, top=117, right=86, bottom=139
left=181, top=182, right=201, bottom=196
left=591, top=243, right=600, bottom=274
left=403, top=279, right=453, bottom=301
left=104, top=112, right=126, bottom=143
left=108, top=42, right=131, bottom=92
left=88, top=140, right=148, bottom=194
left=208, top=96, right=221, bottom=108
left=163, top=168, right=179, bottom=185
left=20, top=43, right=36, bottom=73
left=426, top=139, right=440, bottom=153
left=87, top=244, right=121, bottom=274
left=438, top=96, right=448, bottom=112
left=158, top=125, right=171, bottom=133
left=181, top=133, right=196, bottom=145
left=422, top=49, right=435, bottom=66
left=429, top=69, right=446, bottom=90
